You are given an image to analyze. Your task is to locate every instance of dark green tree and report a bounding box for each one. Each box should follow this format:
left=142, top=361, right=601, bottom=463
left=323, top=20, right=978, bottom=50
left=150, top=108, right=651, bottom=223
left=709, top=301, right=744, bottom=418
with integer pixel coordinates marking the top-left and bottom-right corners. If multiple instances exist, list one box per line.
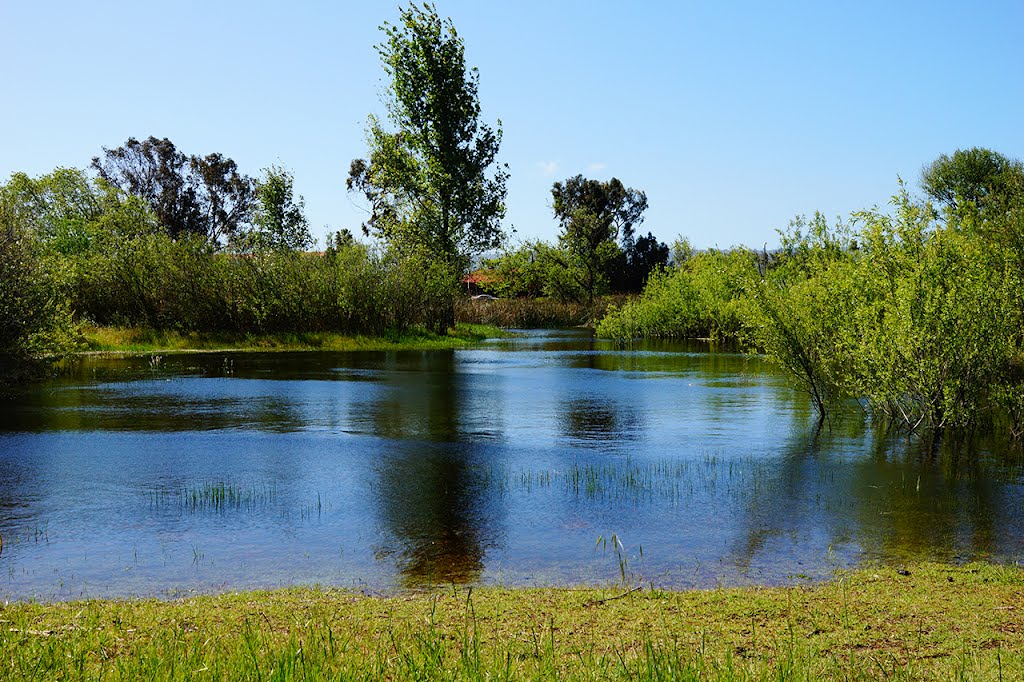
left=551, top=175, right=647, bottom=301
left=190, top=152, right=254, bottom=244
left=611, top=231, right=669, bottom=292
left=347, top=3, right=508, bottom=332
left=921, top=147, right=1024, bottom=213
left=93, top=136, right=253, bottom=244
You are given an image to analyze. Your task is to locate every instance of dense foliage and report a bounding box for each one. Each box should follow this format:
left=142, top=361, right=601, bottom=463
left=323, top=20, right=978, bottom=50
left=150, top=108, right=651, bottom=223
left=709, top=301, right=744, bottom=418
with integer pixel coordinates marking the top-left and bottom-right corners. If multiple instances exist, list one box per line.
left=92, top=136, right=254, bottom=243
left=0, top=187, right=76, bottom=381
left=598, top=149, right=1024, bottom=436
left=0, top=165, right=474, bottom=382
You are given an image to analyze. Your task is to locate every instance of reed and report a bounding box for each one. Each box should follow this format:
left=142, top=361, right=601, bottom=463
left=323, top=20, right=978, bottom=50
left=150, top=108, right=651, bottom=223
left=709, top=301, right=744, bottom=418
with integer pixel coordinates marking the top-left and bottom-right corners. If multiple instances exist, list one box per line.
left=456, top=295, right=632, bottom=329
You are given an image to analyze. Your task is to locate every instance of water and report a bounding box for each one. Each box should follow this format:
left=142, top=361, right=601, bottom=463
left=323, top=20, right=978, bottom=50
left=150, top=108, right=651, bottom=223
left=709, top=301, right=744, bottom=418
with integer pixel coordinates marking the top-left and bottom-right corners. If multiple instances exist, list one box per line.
left=1, top=329, right=1022, bottom=600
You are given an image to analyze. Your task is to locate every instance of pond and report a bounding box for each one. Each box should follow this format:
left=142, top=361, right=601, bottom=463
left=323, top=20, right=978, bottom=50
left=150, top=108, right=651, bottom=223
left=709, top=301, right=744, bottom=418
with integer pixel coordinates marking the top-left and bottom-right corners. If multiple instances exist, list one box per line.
left=1, top=329, right=1023, bottom=600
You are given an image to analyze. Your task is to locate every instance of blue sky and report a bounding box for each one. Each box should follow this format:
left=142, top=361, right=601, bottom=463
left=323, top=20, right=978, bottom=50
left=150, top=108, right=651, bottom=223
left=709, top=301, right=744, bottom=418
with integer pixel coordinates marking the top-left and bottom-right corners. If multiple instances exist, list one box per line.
left=3, top=1, right=1022, bottom=250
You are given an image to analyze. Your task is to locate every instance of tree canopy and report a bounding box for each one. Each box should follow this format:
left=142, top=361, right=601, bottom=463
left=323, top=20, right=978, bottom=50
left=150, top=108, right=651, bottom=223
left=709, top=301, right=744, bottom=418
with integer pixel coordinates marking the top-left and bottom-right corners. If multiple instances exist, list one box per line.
left=236, top=166, right=312, bottom=252
left=92, top=136, right=253, bottom=244
left=921, top=147, right=1024, bottom=214
left=551, top=175, right=648, bottom=301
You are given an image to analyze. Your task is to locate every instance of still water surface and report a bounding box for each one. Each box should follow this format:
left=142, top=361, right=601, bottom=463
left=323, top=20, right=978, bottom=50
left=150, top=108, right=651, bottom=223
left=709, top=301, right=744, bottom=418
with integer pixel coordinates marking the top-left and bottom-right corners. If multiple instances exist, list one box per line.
left=1, top=330, right=1022, bottom=600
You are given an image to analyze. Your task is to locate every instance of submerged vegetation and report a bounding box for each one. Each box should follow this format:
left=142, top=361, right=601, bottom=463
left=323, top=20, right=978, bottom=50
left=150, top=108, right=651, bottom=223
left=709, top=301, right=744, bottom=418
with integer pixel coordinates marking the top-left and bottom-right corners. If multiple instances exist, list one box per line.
left=598, top=149, right=1024, bottom=437
left=1, top=563, right=1021, bottom=679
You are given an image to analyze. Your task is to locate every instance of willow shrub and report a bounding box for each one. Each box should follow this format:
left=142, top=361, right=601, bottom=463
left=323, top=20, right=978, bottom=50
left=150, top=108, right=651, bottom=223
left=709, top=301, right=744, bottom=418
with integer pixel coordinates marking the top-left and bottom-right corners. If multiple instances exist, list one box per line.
left=0, top=203, right=77, bottom=380
left=848, top=197, right=1021, bottom=430
left=69, top=233, right=447, bottom=335
left=746, top=194, right=1023, bottom=430
left=595, top=248, right=755, bottom=342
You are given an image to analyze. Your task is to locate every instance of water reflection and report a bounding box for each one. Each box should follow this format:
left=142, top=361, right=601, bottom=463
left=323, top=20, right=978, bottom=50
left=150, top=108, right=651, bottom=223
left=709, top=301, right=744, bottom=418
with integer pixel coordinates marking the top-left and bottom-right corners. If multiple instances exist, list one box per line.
left=374, top=444, right=498, bottom=586
left=560, top=398, right=641, bottom=445
left=729, top=420, right=1024, bottom=580
left=354, top=351, right=501, bottom=586
left=1, top=331, right=1023, bottom=599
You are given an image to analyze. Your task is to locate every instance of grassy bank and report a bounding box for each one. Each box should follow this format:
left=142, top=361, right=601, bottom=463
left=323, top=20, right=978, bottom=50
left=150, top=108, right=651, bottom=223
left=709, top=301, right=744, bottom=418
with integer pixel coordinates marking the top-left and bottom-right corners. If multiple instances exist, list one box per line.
left=76, top=323, right=506, bottom=355
left=2, top=563, right=1021, bottom=680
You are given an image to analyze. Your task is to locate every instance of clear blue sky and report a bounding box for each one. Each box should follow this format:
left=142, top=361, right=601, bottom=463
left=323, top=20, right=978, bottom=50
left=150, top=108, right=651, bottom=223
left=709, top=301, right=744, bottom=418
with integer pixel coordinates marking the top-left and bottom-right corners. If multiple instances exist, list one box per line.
left=3, top=1, right=1022, bottom=250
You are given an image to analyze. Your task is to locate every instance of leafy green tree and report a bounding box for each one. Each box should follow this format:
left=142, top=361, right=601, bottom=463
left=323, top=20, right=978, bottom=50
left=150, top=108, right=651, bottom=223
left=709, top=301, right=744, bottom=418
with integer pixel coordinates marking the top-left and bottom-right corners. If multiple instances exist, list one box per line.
left=921, top=147, right=1024, bottom=214
left=551, top=175, right=647, bottom=301
left=347, top=3, right=508, bottom=332
left=93, top=136, right=253, bottom=244
left=2, top=167, right=107, bottom=257
left=0, top=183, right=77, bottom=380
left=611, top=231, right=669, bottom=292
left=478, top=241, right=548, bottom=298
left=1, top=168, right=156, bottom=255
left=235, top=166, right=312, bottom=252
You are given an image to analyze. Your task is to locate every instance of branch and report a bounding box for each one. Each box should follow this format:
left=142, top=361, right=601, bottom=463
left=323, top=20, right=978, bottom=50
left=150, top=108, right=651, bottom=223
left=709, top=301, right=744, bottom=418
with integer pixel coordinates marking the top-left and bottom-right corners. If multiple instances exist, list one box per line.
left=583, top=585, right=642, bottom=607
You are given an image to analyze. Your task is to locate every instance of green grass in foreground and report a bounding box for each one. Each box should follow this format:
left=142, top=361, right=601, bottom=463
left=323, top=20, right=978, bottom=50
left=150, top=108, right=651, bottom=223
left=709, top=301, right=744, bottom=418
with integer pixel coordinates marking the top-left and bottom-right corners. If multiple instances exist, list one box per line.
left=78, top=323, right=505, bottom=354
left=1, top=563, right=1022, bottom=680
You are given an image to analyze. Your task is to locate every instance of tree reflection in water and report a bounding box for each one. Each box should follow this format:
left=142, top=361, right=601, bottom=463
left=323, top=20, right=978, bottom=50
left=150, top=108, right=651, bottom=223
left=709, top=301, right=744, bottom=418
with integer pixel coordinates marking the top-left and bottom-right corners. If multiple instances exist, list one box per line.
left=359, top=351, right=502, bottom=587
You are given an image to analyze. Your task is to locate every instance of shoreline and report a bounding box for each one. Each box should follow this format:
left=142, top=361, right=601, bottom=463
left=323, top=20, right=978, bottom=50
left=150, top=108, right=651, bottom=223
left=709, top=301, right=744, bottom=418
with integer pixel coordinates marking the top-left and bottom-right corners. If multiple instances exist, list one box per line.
left=3, top=562, right=1021, bottom=678
left=69, top=323, right=510, bottom=356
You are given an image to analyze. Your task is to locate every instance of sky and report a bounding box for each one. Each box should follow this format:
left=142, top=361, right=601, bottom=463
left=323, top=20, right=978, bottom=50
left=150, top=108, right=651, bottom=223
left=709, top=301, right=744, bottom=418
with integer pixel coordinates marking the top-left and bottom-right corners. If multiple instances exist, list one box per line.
left=2, top=1, right=1023, bottom=250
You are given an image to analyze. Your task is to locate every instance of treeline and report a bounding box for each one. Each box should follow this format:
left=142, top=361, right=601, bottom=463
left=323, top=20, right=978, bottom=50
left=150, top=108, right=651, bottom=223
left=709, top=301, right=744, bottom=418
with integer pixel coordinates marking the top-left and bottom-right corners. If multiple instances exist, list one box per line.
left=0, top=146, right=463, bottom=381
left=1, top=5, right=677, bottom=381
left=598, top=148, right=1024, bottom=435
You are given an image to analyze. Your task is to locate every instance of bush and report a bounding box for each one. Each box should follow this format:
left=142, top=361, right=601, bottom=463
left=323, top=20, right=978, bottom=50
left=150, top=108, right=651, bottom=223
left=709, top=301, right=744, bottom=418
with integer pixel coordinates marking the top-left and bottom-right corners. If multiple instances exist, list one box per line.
left=596, top=248, right=755, bottom=342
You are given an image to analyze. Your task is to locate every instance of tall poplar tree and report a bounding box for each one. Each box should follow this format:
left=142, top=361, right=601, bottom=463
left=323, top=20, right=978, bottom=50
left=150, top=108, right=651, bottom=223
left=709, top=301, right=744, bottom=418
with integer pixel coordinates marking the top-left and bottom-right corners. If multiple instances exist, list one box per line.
left=348, top=3, right=508, bottom=332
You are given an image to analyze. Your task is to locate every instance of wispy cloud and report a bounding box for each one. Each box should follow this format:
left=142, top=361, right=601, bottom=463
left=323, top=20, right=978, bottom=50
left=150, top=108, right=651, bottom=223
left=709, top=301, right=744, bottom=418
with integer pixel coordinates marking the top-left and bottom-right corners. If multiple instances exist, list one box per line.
left=537, top=160, right=559, bottom=177
left=587, top=162, right=607, bottom=172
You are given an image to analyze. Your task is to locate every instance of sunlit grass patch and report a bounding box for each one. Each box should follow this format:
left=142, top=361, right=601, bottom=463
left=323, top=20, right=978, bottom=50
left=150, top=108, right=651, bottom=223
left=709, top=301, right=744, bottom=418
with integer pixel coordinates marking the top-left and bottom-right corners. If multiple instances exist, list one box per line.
left=1, top=563, right=1021, bottom=679
left=78, top=323, right=507, bottom=355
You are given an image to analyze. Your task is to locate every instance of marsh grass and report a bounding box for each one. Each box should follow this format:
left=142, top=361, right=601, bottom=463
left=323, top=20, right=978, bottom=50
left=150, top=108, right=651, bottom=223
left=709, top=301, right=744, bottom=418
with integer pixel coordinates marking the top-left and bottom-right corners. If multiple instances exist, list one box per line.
left=148, top=484, right=333, bottom=521
left=456, top=296, right=632, bottom=329
left=181, top=482, right=276, bottom=514
left=79, top=323, right=505, bottom=355
left=472, top=456, right=777, bottom=506
left=1, top=563, right=1021, bottom=680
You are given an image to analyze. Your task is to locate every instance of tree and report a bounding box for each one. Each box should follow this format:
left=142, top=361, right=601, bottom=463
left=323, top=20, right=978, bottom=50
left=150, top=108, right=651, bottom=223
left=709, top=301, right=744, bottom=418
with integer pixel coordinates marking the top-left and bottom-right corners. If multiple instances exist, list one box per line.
left=551, top=175, right=647, bottom=301
left=479, top=241, right=548, bottom=298
left=921, top=147, right=1024, bottom=214
left=1, top=168, right=101, bottom=254
left=235, top=166, right=312, bottom=252
left=347, top=3, right=508, bottom=332
left=0, top=181, right=77, bottom=380
left=2, top=168, right=158, bottom=255
left=92, top=136, right=253, bottom=244
left=610, top=231, right=669, bottom=292
left=190, top=152, right=254, bottom=244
